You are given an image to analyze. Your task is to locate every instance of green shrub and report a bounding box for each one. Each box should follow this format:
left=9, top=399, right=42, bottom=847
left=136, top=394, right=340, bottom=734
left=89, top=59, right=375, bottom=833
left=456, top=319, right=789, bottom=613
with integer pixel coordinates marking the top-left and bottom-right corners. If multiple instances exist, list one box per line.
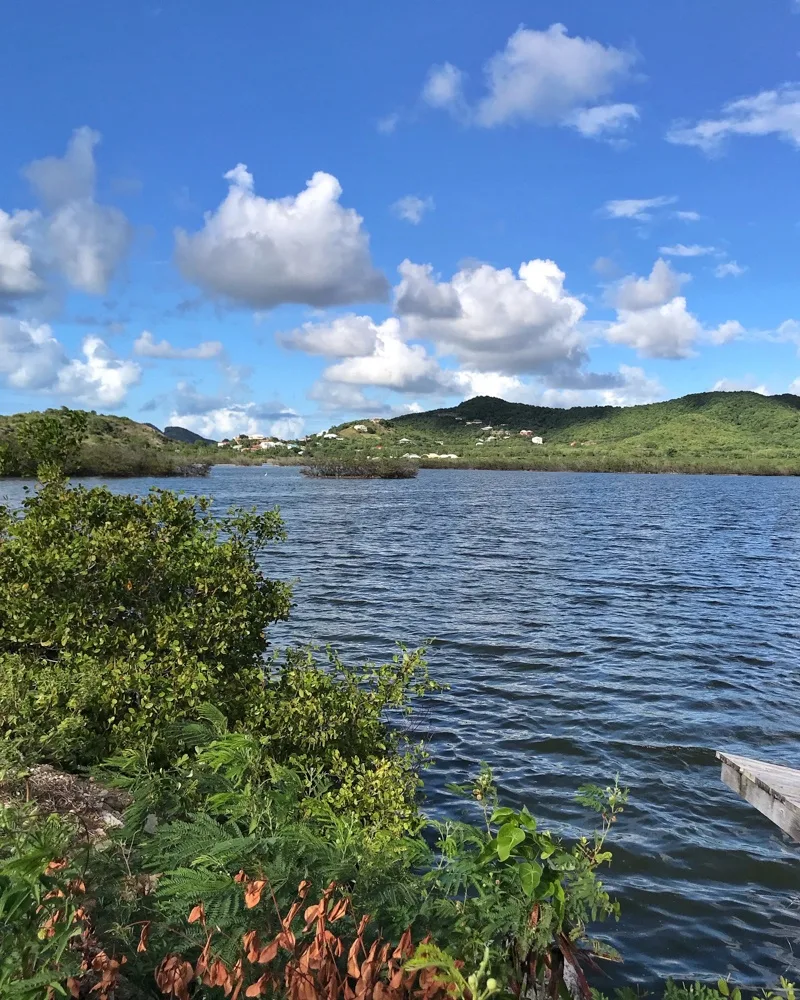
left=0, top=479, right=291, bottom=767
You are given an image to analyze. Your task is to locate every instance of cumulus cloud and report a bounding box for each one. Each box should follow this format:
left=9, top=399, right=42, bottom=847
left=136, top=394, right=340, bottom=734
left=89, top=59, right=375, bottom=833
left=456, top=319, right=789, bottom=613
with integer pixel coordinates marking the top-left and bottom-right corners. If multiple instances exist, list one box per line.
left=474, top=24, right=635, bottom=128
left=0, top=210, right=41, bottom=305
left=398, top=258, right=588, bottom=376
left=607, top=298, right=703, bottom=359
left=322, top=318, right=445, bottom=393
left=712, top=376, right=768, bottom=394
left=169, top=383, right=303, bottom=440
left=566, top=103, right=639, bottom=138
left=667, top=85, right=800, bottom=153
left=658, top=243, right=717, bottom=257
left=421, top=24, right=638, bottom=138
left=280, top=314, right=379, bottom=357
left=307, top=380, right=392, bottom=414
left=175, top=164, right=388, bottom=310
left=56, top=335, right=141, bottom=405
left=391, top=195, right=434, bottom=224
left=603, top=195, right=678, bottom=221
left=394, top=260, right=462, bottom=319
left=0, top=318, right=139, bottom=405
left=133, top=330, right=223, bottom=360
left=714, top=260, right=746, bottom=278
left=24, top=127, right=132, bottom=295
left=606, top=259, right=742, bottom=359
left=422, top=63, right=465, bottom=110
left=612, top=258, right=687, bottom=311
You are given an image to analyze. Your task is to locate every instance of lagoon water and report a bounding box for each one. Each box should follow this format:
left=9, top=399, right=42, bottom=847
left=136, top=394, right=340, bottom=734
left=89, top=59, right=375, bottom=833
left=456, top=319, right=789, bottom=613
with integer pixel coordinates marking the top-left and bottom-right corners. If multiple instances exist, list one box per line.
left=4, top=464, right=799, bottom=985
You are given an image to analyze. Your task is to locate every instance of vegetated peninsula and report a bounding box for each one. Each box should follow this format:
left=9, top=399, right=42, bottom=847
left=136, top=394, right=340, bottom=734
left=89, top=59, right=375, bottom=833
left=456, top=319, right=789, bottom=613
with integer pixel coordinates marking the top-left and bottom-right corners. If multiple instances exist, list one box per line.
left=3, top=390, right=800, bottom=478
left=320, top=390, right=800, bottom=476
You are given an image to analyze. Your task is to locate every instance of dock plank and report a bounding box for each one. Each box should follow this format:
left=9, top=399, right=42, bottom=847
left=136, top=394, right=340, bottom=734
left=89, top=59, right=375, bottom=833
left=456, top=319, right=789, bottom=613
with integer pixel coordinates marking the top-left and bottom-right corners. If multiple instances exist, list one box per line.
left=717, top=751, right=800, bottom=843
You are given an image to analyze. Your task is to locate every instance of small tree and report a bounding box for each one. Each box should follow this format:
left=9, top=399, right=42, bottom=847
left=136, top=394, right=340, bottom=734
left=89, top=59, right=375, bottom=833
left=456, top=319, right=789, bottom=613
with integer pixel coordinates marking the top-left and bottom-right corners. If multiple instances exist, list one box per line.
left=15, top=408, right=88, bottom=477
left=0, top=481, right=291, bottom=766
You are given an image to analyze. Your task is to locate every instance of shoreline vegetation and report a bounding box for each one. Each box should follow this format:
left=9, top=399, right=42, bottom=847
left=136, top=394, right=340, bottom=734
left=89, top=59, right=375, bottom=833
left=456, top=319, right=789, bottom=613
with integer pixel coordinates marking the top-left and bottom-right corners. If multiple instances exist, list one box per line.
left=302, top=458, right=419, bottom=479
left=4, top=389, right=800, bottom=480
left=0, top=467, right=795, bottom=996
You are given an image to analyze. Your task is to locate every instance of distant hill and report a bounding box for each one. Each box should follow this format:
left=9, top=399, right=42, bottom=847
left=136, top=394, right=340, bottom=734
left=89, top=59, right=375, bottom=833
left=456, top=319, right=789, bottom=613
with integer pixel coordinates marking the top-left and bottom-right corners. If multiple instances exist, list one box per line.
left=163, top=425, right=216, bottom=446
left=390, top=391, right=800, bottom=446
left=313, top=391, right=800, bottom=475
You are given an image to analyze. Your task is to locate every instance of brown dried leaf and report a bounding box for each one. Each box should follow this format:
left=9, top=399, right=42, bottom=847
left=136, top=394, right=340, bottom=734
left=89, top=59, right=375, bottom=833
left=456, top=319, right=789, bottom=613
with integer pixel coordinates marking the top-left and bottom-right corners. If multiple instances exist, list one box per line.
left=243, top=930, right=261, bottom=963
left=138, top=921, right=151, bottom=953
left=246, top=974, right=272, bottom=997
left=245, top=879, right=267, bottom=909
left=298, top=878, right=312, bottom=899
left=392, top=928, right=413, bottom=962
left=188, top=903, right=205, bottom=924
left=257, top=939, right=281, bottom=964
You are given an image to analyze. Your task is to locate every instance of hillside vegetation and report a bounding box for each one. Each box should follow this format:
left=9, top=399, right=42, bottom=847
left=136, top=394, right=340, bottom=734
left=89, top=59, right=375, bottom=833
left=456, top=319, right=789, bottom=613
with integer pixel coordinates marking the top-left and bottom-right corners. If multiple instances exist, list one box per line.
left=306, top=391, right=800, bottom=476
left=0, top=409, right=214, bottom=478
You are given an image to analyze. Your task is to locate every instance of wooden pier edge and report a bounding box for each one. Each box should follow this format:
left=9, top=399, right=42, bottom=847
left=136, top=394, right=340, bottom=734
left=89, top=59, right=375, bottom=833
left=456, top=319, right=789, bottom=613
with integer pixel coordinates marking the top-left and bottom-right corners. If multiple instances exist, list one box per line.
left=717, top=751, right=800, bottom=843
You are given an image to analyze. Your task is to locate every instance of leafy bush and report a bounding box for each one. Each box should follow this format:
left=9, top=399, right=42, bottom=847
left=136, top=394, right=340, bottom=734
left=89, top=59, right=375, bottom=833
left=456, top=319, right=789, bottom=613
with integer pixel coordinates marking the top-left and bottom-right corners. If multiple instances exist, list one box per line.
left=302, top=459, right=418, bottom=479
left=0, top=480, right=291, bottom=767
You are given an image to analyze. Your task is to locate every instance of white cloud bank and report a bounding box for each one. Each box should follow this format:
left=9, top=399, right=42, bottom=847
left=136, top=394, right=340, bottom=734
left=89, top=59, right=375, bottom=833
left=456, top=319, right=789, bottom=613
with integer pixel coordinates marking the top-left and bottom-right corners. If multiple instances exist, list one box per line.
left=0, top=318, right=140, bottom=405
left=133, top=330, right=223, bottom=360
left=606, top=259, right=744, bottom=358
left=24, top=127, right=132, bottom=295
left=168, top=383, right=303, bottom=440
left=175, top=165, right=388, bottom=310
left=422, top=24, right=639, bottom=138
left=667, top=85, right=800, bottom=153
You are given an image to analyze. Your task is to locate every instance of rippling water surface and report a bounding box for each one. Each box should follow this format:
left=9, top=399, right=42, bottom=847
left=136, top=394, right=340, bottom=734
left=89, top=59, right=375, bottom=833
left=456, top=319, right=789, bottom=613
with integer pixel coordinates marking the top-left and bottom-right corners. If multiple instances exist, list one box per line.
left=5, top=466, right=799, bottom=985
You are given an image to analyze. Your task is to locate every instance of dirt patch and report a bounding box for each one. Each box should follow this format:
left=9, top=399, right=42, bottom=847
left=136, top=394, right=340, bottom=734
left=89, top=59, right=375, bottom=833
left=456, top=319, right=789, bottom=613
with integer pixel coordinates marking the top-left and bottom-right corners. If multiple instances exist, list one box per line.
left=0, top=764, right=132, bottom=840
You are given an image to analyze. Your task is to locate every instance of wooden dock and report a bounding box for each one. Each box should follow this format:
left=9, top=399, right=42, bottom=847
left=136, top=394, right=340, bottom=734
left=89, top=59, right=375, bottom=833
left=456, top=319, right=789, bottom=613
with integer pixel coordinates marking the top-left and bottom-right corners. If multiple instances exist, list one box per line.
left=717, top=751, right=800, bottom=843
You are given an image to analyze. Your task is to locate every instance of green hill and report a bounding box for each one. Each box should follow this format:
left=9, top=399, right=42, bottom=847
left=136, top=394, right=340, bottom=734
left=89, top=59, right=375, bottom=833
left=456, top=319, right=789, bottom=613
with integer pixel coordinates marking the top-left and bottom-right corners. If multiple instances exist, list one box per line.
left=310, top=392, right=800, bottom=475
left=0, top=410, right=212, bottom=478
left=163, top=425, right=217, bottom=446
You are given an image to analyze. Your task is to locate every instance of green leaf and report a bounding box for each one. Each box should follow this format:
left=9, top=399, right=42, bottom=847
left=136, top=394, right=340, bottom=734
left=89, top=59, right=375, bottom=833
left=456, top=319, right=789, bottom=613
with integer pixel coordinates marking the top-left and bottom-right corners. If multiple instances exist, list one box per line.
left=495, top=822, right=526, bottom=861
left=490, top=807, right=517, bottom=825
left=518, top=860, right=543, bottom=896
left=718, top=980, right=730, bottom=997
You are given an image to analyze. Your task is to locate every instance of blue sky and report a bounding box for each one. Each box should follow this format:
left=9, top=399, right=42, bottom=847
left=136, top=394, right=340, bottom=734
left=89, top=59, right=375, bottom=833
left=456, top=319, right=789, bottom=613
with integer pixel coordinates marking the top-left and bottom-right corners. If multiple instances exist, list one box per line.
left=2, top=0, right=800, bottom=438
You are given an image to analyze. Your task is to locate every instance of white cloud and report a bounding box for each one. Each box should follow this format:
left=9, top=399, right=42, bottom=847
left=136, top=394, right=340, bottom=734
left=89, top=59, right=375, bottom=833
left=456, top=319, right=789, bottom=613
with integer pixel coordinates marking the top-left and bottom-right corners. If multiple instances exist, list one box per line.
left=24, top=127, right=132, bottom=295
left=613, top=259, right=688, bottom=311
left=709, top=319, right=745, bottom=344
left=658, top=243, right=717, bottom=257
left=667, top=85, right=800, bottom=153
left=133, top=330, right=223, bottom=359
left=566, top=103, right=639, bottom=137
left=789, top=378, right=800, bottom=394
left=280, top=314, right=379, bottom=357
left=391, top=195, right=434, bottom=224
left=451, top=363, right=663, bottom=408
left=474, top=24, right=635, bottom=128
left=0, top=210, right=41, bottom=303
left=175, top=165, right=388, bottom=309
left=169, top=385, right=303, bottom=440
left=712, top=376, right=768, bottom=394
left=323, top=318, right=444, bottom=393
left=397, top=258, right=588, bottom=376
left=0, top=318, right=139, bottom=405
left=56, top=335, right=141, bottom=405
left=394, top=260, right=462, bottom=319
left=674, top=210, right=701, bottom=222
left=714, top=260, right=746, bottom=278
left=422, top=63, right=465, bottom=110
left=421, top=25, right=638, bottom=138
left=607, top=260, right=742, bottom=359
left=607, top=297, right=702, bottom=359
left=308, top=381, right=389, bottom=413
left=603, top=195, right=678, bottom=221
left=377, top=113, right=400, bottom=134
